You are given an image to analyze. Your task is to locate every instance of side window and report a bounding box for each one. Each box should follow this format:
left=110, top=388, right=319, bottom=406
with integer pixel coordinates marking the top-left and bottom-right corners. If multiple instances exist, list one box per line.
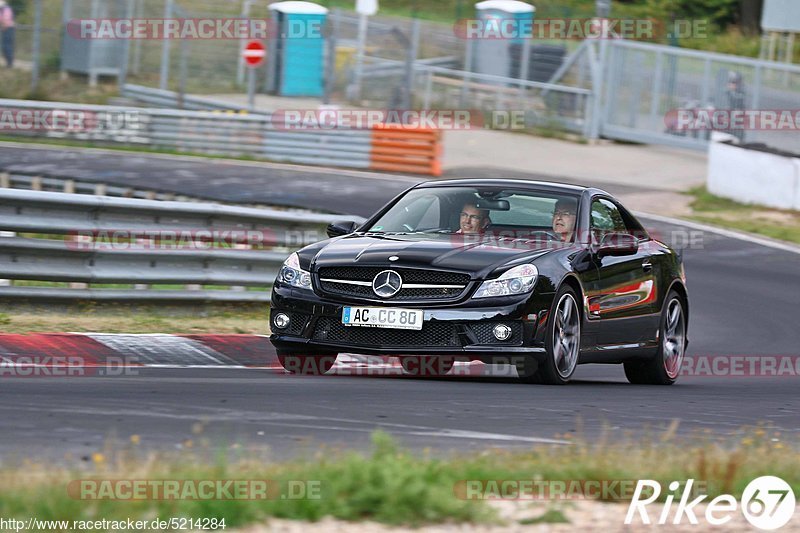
left=591, top=198, right=627, bottom=241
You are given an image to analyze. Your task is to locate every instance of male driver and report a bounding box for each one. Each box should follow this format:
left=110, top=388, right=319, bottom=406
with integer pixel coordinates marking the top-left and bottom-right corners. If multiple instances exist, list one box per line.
left=458, top=202, right=490, bottom=234
left=552, top=198, right=577, bottom=242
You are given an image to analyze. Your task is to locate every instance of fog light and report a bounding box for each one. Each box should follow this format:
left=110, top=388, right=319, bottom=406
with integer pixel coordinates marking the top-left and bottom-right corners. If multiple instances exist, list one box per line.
left=493, top=324, right=512, bottom=341
left=273, top=313, right=290, bottom=329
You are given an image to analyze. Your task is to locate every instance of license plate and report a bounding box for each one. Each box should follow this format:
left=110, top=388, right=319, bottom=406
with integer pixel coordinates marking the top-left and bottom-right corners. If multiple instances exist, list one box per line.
left=342, top=307, right=423, bottom=330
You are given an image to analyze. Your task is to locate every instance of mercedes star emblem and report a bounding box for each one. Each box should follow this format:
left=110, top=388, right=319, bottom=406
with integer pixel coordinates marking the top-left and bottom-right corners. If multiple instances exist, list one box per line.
left=372, top=270, right=403, bottom=298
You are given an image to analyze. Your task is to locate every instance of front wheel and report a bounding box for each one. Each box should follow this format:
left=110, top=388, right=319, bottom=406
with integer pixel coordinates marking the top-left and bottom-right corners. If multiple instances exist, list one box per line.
left=536, top=286, right=581, bottom=385
left=624, top=291, right=686, bottom=385
left=277, top=351, right=338, bottom=375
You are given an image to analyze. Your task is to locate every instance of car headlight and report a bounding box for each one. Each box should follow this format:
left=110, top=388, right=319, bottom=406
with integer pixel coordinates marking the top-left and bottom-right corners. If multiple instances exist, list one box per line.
left=277, top=252, right=312, bottom=290
left=473, top=264, right=538, bottom=299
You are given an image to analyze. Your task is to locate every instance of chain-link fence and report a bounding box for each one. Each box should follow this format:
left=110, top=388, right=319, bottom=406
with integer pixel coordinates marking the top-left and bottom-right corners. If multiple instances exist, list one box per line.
left=8, top=0, right=800, bottom=153
left=601, top=39, right=800, bottom=153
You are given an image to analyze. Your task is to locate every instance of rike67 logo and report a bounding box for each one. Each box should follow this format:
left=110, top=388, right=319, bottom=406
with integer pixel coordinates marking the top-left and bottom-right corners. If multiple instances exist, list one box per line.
left=626, top=476, right=796, bottom=530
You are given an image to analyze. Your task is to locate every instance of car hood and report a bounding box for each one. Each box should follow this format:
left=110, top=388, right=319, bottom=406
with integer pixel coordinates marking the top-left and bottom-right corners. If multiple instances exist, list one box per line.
left=307, top=234, right=555, bottom=279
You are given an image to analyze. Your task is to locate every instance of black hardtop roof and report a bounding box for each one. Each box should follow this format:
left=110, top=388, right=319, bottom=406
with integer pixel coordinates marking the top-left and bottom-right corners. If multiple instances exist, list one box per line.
left=414, top=178, right=612, bottom=198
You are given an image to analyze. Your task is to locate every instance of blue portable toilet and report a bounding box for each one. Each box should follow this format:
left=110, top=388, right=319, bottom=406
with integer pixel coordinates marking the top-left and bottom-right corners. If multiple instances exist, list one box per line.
left=266, top=1, right=329, bottom=97
left=472, top=0, right=535, bottom=79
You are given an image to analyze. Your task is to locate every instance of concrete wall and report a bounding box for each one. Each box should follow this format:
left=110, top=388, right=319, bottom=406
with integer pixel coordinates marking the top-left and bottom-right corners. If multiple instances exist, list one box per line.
left=707, top=137, right=800, bottom=210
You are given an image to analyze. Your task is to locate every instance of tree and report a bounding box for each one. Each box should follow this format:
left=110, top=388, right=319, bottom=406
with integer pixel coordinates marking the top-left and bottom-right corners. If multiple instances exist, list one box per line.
left=8, top=0, right=26, bottom=18
left=739, top=0, right=764, bottom=35
left=677, top=0, right=739, bottom=28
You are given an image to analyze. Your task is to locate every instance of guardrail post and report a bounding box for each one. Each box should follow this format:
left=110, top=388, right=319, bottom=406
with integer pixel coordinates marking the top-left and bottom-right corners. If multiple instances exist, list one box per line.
left=67, top=231, right=90, bottom=290
left=423, top=70, right=433, bottom=109
left=0, top=231, right=13, bottom=286
left=159, top=0, right=174, bottom=90
left=63, top=179, right=75, bottom=194
left=0, top=172, right=9, bottom=189
left=237, top=0, right=252, bottom=86
left=31, top=176, right=42, bottom=191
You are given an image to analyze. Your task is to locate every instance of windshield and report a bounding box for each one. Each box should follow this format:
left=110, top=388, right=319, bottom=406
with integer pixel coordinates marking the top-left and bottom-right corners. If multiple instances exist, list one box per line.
left=366, top=186, right=581, bottom=242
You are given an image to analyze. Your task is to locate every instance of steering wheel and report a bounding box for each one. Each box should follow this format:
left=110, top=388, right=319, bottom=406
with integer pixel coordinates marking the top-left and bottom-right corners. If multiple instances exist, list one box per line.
left=526, top=230, right=562, bottom=241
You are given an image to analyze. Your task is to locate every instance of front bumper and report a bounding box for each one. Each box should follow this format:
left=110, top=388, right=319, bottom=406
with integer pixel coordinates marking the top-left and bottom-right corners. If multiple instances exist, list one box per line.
left=269, top=284, right=552, bottom=358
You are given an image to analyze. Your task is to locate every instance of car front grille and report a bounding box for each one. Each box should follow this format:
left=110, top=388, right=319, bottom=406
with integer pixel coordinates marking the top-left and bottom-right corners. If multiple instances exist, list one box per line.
left=317, top=267, right=470, bottom=301
left=312, top=317, right=460, bottom=347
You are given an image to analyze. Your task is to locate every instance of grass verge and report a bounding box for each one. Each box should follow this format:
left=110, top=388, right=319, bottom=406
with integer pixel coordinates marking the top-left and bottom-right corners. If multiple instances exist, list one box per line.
left=686, top=186, right=800, bottom=245
left=0, top=306, right=269, bottom=334
left=0, top=429, right=796, bottom=529
left=0, top=70, right=120, bottom=104
left=0, top=134, right=268, bottom=164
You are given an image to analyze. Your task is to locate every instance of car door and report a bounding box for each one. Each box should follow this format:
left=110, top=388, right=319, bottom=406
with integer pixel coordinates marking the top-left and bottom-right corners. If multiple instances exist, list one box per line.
left=584, top=197, right=658, bottom=347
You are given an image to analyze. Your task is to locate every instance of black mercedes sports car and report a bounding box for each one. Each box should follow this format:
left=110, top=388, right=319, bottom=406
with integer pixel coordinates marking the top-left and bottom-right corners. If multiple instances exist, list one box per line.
left=269, top=179, right=689, bottom=385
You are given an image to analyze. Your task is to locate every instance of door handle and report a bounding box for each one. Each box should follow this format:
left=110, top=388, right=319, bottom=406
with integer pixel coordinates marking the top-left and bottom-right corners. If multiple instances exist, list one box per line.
left=642, top=261, right=653, bottom=272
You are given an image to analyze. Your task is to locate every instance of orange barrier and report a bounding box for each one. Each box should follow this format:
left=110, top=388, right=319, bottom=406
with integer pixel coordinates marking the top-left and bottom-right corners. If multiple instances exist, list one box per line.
left=369, top=124, right=442, bottom=176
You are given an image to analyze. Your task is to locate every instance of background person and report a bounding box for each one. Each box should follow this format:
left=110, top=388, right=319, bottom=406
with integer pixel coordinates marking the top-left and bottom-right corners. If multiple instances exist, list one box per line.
left=552, top=198, right=577, bottom=242
left=0, top=0, right=14, bottom=68
left=724, top=70, right=746, bottom=142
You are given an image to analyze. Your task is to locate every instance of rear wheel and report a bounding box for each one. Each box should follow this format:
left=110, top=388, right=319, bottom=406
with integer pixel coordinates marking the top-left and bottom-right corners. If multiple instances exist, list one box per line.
left=624, top=291, right=686, bottom=385
left=536, top=286, right=581, bottom=385
left=400, top=356, right=455, bottom=376
left=277, top=351, right=338, bottom=375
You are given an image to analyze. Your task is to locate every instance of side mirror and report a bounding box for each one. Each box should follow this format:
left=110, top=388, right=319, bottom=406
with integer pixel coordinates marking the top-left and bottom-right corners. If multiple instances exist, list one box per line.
left=595, top=232, right=638, bottom=258
left=326, top=220, right=359, bottom=238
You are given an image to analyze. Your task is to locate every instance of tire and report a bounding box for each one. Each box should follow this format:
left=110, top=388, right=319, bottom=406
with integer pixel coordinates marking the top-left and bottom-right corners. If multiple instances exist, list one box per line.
left=277, top=350, right=338, bottom=375
left=536, top=285, right=581, bottom=385
left=515, top=355, right=542, bottom=384
left=624, top=290, right=687, bottom=385
left=400, top=356, right=455, bottom=376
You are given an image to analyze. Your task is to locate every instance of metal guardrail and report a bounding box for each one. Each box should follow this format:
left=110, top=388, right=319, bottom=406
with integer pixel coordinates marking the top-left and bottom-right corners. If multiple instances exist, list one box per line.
left=0, top=170, right=185, bottom=201
left=0, top=98, right=442, bottom=175
left=121, top=85, right=250, bottom=112
left=361, top=56, right=461, bottom=78
left=0, top=189, right=364, bottom=302
left=263, top=129, right=373, bottom=169
left=0, top=98, right=414, bottom=172
left=122, top=84, right=372, bottom=169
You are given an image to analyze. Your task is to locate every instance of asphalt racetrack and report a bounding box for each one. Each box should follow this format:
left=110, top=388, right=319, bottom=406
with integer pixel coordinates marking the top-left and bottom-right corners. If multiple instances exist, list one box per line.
left=1, top=146, right=799, bottom=462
